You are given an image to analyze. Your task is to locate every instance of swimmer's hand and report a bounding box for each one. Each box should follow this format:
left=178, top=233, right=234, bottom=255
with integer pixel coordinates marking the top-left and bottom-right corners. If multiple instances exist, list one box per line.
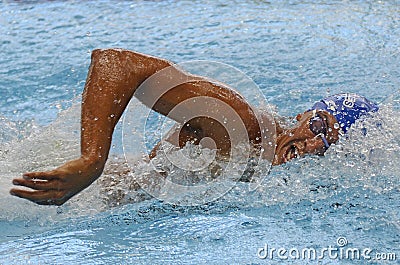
left=10, top=157, right=104, bottom=206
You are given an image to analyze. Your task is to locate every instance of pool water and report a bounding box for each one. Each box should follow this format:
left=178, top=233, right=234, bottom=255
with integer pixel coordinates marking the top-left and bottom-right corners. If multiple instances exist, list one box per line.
left=0, top=0, right=399, bottom=264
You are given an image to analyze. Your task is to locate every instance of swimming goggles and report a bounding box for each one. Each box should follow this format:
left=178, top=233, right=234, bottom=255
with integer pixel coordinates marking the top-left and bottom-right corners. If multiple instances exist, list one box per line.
left=309, top=110, right=330, bottom=149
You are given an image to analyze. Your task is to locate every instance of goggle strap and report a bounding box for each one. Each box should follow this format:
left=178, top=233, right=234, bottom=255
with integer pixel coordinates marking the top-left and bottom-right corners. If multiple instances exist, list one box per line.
left=318, top=133, right=330, bottom=149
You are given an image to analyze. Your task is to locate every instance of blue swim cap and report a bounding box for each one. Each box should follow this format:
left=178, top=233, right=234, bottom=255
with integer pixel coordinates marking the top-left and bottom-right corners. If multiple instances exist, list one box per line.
left=310, top=93, right=379, bottom=133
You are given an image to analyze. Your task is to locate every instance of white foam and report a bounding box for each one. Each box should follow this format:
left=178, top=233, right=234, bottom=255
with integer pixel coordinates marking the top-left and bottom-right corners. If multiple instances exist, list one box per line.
left=1, top=99, right=399, bottom=222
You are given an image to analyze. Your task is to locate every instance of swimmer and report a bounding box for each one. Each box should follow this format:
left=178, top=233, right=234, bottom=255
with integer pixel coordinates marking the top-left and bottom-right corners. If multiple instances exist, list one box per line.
left=9, top=49, right=379, bottom=205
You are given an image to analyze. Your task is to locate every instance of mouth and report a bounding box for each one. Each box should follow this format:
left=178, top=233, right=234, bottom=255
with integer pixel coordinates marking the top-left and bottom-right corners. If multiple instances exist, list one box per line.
left=284, top=145, right=299, bottom=163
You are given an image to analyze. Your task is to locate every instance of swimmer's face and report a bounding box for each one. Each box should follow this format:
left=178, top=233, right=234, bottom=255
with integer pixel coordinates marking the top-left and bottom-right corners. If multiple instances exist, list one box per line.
left=273, top=110, right=340, bottom=165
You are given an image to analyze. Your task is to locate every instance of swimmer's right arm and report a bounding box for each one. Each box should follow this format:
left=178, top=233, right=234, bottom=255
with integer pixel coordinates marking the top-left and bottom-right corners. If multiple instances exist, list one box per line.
left=10, top=49, right=174, bottom=205
left=10, top=48, right=261, bottom=205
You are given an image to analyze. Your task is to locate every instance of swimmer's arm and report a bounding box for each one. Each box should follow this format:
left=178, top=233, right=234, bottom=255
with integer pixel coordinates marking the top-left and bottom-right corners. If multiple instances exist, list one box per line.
left=10, top=49, right=173, bottom=205
left=10, top=49, right=261, bottom=205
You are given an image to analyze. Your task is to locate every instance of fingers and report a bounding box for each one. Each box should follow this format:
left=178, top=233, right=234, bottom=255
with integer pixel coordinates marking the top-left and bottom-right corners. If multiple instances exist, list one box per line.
left=23, top=171, right=60, bottom=181
left=11, top=171, right=65, bottom=206
left=9, top=189, right=65, bottom=206
left=12, top=178, right=58, bottom=191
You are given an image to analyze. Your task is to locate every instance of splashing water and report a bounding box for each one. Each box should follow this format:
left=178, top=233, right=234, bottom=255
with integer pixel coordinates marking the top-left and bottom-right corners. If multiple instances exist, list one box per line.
left=262, top=103, right=400, bottom=206
left=0, top=96, right=399, bottom=224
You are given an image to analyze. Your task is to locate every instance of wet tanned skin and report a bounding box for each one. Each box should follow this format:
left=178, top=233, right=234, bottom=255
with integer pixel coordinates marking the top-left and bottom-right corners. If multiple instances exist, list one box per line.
left=10, top=49, right=339, bottom=205
left=10, top=49, right=263, bottom=205
left=273, top=110, right=340, bottom=165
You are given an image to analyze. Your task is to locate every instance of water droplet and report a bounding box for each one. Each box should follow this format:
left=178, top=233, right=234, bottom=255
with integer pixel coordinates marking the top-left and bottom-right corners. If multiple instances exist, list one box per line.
left=334, top=123, right=340, bottom=129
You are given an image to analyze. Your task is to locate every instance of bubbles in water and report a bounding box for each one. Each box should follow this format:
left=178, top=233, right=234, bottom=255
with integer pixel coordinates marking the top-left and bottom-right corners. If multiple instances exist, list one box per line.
left=334, top=123, right=340, bottom=129
left=1, top=90, right=398, bottom=223
left=121, top=60, right=276, bottom=206
left=0, top=102, right=110, bottom=222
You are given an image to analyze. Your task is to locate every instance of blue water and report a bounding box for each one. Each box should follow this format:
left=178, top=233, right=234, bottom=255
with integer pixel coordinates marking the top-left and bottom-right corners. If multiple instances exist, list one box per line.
left=0, top=0, right=399, bottom=264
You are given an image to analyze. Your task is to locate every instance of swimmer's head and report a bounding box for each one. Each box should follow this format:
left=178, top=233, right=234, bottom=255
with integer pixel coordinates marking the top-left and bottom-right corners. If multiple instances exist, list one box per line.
left=273, top=93, right=379, bottom=165
left=309, top=93, right=379, bottom=134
